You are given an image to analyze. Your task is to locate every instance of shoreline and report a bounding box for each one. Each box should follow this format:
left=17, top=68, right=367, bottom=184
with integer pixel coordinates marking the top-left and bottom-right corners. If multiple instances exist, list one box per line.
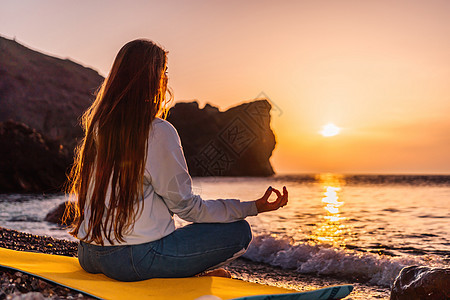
left=0, top=227, right=391, bottom=299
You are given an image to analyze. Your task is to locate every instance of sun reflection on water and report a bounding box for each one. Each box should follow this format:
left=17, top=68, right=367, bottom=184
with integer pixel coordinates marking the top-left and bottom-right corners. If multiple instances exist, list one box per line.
left=309, top=173, right=352, bottom=247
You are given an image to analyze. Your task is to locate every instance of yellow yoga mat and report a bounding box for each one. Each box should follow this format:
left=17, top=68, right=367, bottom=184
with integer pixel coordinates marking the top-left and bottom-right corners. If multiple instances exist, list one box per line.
left=0, top=247, right=294, bottom=300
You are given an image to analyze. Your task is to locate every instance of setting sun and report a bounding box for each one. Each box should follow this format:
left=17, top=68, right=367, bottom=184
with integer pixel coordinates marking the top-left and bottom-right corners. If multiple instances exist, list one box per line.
left=320, top=123, right=341, bottom=137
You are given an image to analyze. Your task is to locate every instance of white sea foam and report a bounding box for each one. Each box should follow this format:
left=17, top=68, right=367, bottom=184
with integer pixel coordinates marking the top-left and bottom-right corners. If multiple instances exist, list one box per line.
left=243, top=234, right=428, bottom=287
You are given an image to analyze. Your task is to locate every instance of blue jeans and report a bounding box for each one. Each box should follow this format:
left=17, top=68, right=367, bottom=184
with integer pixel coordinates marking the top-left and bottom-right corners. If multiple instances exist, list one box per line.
left=78, top=220, right=252, bottom=281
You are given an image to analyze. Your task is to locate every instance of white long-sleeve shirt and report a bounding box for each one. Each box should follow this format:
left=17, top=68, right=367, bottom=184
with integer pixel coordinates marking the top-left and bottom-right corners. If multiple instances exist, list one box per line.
left=77, top=117, right=258, bottom=245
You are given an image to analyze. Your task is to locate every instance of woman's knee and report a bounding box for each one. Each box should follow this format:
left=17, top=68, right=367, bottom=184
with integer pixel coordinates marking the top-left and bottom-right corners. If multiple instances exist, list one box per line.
left=234, top=220, right=253, bottom=249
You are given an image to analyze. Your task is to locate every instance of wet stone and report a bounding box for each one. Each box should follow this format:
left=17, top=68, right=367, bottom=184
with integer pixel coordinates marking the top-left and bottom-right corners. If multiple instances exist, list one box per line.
left=390, top=265, right=450, bottom=300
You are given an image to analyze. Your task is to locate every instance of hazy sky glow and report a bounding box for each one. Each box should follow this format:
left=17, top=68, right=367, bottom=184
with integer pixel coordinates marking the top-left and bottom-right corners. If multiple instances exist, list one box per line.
left=1, top=0, right=449, bottom=174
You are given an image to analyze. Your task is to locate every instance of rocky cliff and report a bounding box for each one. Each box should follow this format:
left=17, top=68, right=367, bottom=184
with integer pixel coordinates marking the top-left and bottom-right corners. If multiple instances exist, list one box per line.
left=0, top=36, right=104, bottom=149
left=0, top=37, right=276, bottom=193
left=0, top=121, right=72, bottom=193
left=167, top=100, right=276, bottom=176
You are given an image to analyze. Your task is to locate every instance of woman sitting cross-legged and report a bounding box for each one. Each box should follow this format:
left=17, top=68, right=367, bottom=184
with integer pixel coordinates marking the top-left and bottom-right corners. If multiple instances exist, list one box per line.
left=66, top=39, right=289, bottom=281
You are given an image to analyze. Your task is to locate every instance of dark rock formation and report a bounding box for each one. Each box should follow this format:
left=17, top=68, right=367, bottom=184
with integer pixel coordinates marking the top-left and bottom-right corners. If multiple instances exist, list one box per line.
left=44, top=201, right=74, bottom=225
left=167, top=100, right=276, bottom=176
left=0, top=36, right=276, bottom=193
left=390, top=266, right=450, bottom=300
left=0, top=36, right=104, bottom=149
left=0, top=121, right=72, bottom=193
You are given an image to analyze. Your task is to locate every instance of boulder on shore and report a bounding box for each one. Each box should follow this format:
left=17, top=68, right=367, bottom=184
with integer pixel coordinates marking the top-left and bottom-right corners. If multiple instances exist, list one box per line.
left=390, top=265, right=450, bottom=300
left=44, top=201, right=74, bottom=225
left=0, top=120, right=72, bottom=193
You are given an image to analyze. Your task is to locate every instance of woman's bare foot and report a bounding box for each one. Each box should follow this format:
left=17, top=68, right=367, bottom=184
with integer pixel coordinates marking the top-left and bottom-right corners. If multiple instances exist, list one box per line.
left=196, top=268, right=232, bottom=278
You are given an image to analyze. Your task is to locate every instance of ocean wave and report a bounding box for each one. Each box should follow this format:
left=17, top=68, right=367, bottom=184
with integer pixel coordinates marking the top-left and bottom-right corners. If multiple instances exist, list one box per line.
left=243, top=234, right=435, bottom=287
left=7, top=215, right=41, bottom=222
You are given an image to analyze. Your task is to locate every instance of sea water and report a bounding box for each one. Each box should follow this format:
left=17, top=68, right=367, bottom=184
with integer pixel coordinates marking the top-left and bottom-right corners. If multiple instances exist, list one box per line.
left=192, top=175, right=450, bottom=286
left=1, top=174, right=449, bottom=296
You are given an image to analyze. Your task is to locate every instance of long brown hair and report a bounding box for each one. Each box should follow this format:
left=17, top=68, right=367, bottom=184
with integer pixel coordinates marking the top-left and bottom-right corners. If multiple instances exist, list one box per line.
left=66, top=39, right=170, bottom=245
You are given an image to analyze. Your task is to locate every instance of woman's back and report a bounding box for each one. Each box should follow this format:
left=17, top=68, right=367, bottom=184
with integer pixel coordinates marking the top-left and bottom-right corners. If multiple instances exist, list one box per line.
left=69, top=39, right=288, bottom=280
left=78, top=117, right=258, bottom=245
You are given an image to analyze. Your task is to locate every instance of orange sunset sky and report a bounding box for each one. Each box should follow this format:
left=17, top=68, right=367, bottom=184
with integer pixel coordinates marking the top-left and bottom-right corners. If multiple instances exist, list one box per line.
left=1, top=0, right=449, bottom=174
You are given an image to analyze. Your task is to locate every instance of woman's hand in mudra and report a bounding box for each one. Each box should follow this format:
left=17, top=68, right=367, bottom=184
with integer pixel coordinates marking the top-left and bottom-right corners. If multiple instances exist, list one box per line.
left=255, top=186, right=288, bottom=213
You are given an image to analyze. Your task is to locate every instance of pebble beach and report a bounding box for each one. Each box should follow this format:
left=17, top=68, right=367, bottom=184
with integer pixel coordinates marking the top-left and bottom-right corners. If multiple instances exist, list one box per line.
left=0, top=227, right=391, bottom=299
